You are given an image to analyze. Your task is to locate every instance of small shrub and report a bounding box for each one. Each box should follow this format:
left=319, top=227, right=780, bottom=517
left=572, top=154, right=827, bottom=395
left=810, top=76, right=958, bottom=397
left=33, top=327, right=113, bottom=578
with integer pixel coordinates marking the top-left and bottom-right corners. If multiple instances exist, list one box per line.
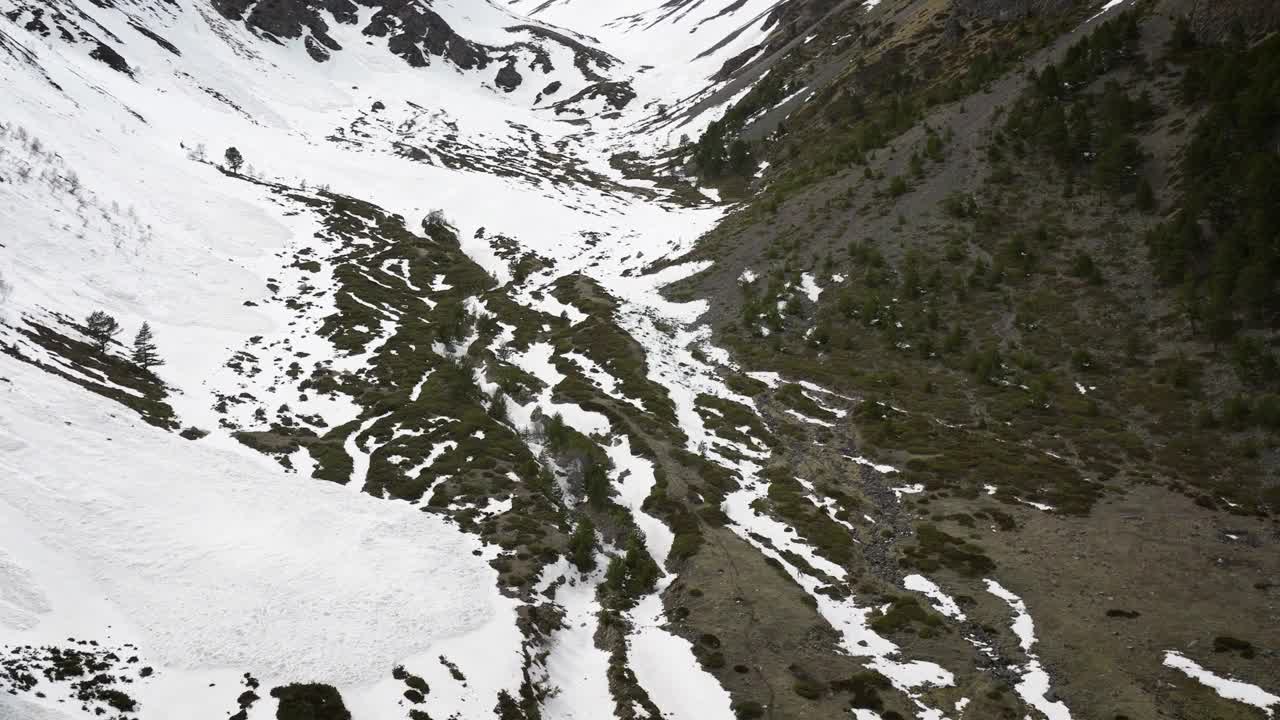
left=793, top=677, right=825, bottom=699
left=1213, top=636, right=1256, bottom=659
left=1105, top=609, right=1141, bottom=618
left=270, top=684, right=351, bottom=720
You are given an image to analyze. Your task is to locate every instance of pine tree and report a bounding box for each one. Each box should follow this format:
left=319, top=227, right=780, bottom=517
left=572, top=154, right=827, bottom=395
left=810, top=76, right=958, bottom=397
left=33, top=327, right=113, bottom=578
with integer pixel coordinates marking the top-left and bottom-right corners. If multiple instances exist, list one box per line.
left=583, top=462, right=610, bottom=509
left=131, top=322, right=164, bottom=369
left=224, top=146, right=244, bottom=173
left=568, top=518, right=596, bottom=573
left=85, top=310, right=121, bottom=351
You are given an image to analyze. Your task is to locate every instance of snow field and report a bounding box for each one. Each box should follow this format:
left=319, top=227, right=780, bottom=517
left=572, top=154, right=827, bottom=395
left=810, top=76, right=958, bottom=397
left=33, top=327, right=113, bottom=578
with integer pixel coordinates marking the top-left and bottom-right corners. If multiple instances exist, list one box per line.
left=0, top=358, right=517, bottom=718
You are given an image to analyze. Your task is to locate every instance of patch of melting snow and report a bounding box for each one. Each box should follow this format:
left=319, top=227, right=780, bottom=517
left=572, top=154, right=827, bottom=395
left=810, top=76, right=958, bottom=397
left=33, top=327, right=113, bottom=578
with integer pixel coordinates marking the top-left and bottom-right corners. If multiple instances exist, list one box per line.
left=381, top=258, right=421, bottom=293
left=606, top=433, right=731, bottom=719
left=746, top=370, right=782, bottom=387
left=797, top=380, right=850, bottom=399
left=802, top=390, right=848, bottom=417
left=604, top=435, right=673, bottom=567
left=985, top=579, right=1072, bottom=720
left=1088, top=0, right=1131, bottom=22
left=345, top=411, right=392, bottom=491
left=967, top=636, right=998, bottom=659
left=891, top=484, right=924, bottom=499
left=541, top=563, right=613, bottom=720
left=565, top=351, right=645, bottom=411
left=477, top=495, right=512, bottom=519
left=784, top=408, right=835, bottom=427
left=903, top=575, right=965, bottom=620
left=1163, top=651, right=1279, bottom=716
left=738, top=268, right=758, bottom=284
left=799, top=272, right=823, bottom=302
left=407, top=441, right=457, bottom=478
left=628, top=591, right=735, bottom=720
left=510, top=342, right=610, bottom=435
left=796, top=477, right=858, bottom=535
left=527, top=290, right=589, bottom=325
left=556, top=258, right=958, bottom=717
left=720, top=470, right=954, bottom=706
left=410, top=368, right=435, bottom=402
left=845, top=454, right=900, bottom=474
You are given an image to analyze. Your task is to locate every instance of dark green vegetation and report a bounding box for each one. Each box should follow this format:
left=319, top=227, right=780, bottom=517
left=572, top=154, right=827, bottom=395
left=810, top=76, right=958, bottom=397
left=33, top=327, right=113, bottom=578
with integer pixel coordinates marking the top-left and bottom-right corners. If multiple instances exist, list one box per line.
left=0, top=641, right=142, bottom=718
left=85, top=309, right=122, bottom=350
left=869, top=595, right=945, bottom=635
left=693, top=1, right=1096, bottom=202
left=270, top=683, right=351, bottom=720
left=1003, top=12, right=1153, bottom=196
left=901, top=524, right=994, bottom=577
left=1147, top=32, right=1280, bottom=345
left=762, top=463, right=857, bottom=565
left=198, top=173, right=772, bottom=714
left=666, top=1, right=1280, bottom=717
left=1, top=314, right=178, bottom=429
left=684, top=2, right=1280, bottom=527
left=1212, top=635, right=1256, bottom=660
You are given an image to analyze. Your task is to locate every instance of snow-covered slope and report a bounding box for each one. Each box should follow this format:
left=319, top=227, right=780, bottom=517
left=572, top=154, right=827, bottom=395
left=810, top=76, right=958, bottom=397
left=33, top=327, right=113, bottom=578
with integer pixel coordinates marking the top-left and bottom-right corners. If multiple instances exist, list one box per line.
left=0, top=358, right=518, bottom=718
left=0, top=0, right=789, bottom=717
left=12, top=1, right=1273, bottom=719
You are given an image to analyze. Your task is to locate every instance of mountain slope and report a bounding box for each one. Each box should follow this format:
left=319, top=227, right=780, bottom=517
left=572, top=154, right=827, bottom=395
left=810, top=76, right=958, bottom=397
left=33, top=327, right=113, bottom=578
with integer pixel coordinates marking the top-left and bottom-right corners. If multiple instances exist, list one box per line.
left=1, top=0, right=1277, bottom=719
left=668, top=0, right=1280, bottom=717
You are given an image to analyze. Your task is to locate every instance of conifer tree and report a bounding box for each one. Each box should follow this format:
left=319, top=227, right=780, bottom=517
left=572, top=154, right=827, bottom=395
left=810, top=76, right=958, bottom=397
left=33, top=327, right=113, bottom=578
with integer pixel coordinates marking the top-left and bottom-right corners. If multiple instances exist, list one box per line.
left=85, top=310, right=121, bottom=351
left=224, top=146, right=244, bottom=173
left=568, top=518, right=597, bottom=573
left=131, top=322, right=164, bottom=369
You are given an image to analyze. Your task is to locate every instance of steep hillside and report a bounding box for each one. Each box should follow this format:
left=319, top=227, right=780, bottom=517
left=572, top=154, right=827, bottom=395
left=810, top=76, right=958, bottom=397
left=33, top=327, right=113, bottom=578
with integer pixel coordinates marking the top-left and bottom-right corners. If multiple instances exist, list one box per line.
left=670, top=0, right=1280, bottom=716
left=0, top=0, right=1277, bottom=719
